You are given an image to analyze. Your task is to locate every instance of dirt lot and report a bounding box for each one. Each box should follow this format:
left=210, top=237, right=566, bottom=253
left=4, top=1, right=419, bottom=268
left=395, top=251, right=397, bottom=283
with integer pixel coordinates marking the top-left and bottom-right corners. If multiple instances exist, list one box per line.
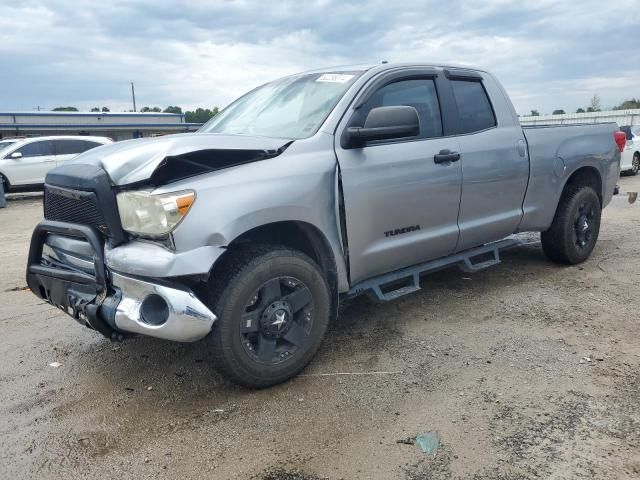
left=1, top=176, right=639, bottom=480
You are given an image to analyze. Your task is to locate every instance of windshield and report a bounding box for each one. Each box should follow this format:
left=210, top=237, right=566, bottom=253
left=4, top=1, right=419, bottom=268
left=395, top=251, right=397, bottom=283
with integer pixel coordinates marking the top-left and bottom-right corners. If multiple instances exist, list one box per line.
left=0, top=141, right=15, bottom=151
left=200, top=71, right=363, bottom=139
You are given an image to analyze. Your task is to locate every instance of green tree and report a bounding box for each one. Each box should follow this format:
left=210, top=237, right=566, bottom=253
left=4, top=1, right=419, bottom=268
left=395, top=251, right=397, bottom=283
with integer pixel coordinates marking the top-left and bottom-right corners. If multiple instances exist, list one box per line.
left=588, top=94, right=601, bottom=112
left=530, top=110, right=540, bottom=116
left=140, top=106, right=162, bottom=112
left=185, top=107, right=219, bottom=123
left=102, top=106, right=110, bottom=112
left=613, top=98, right=640, bottom=110
left=163, top=106, right=183, bottom=114
left=53, top=106, right=79, bottom=111
left=90, top=107, right=100, bottom=112
left=552, top=109, right=566, bottom=115
left=576, top=108, right=586, bottom=113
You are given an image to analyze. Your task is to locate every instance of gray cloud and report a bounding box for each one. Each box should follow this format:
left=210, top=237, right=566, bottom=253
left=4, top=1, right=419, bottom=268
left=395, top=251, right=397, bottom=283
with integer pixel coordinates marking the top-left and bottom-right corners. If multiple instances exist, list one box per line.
left=0, top=0, right=638, bottom=114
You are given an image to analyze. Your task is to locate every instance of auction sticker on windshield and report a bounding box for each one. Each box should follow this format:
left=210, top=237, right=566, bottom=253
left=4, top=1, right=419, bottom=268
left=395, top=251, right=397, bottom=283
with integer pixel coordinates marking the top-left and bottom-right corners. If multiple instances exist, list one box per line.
left=316, top=73, right=354, bottom=83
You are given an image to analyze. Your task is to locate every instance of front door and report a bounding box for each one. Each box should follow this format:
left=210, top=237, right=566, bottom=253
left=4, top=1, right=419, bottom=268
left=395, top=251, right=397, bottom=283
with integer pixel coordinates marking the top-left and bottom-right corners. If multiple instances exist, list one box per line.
left=335, top=76, right=462, bottom=284
left=5, top=140, right=56, bottom=185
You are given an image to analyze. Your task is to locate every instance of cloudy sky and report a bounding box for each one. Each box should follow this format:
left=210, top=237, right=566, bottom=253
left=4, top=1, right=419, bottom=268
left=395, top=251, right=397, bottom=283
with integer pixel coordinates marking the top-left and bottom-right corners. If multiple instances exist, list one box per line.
left=1, top=0, right=639, bottom=115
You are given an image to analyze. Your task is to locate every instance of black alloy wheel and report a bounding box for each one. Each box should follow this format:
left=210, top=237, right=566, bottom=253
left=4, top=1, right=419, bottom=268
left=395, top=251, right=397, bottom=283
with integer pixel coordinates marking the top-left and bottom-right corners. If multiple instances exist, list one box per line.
left=206, top=245, right=331, bottom=388
left=572, top=201, right=596, bottom=252
left=240, top=276, right=314, bottom=365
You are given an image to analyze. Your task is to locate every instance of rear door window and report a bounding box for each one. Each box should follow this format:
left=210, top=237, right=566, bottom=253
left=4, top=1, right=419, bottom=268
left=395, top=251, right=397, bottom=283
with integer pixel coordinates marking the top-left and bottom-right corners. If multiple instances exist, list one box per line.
left=450, top=80, right=497, bottom=134
left=55, top=140, right=87, bottom=155
left=81, top=141, right=102, bottom=151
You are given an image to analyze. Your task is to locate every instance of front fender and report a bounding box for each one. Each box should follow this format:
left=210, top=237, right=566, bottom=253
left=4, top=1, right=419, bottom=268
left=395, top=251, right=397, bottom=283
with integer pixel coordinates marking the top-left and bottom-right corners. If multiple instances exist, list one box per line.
left=158, top=137, right=349, bottom=290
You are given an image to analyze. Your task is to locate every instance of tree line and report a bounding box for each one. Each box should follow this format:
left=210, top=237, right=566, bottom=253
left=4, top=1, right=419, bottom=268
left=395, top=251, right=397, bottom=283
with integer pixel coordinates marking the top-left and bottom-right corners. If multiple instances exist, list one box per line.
left=529, top=94, right=640, bottom=116
left=51, top=105, right=220, bottom=123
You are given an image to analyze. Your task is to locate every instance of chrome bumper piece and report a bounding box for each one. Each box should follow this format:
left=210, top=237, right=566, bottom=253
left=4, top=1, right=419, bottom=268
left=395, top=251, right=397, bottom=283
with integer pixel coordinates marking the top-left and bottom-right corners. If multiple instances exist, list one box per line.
left=33, top=229, right=217, bottom=343
left=111, top=273, right=216, bottom=342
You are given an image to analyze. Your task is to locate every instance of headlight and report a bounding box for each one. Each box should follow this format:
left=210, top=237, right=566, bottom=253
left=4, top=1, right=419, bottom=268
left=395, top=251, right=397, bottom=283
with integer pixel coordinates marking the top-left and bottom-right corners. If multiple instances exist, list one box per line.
left=116, top=190, right=196, bottom=237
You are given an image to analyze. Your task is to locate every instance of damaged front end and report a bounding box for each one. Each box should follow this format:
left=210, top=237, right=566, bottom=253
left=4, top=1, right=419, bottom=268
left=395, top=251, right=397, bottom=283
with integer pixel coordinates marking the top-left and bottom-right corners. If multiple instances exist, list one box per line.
left=26, top=133, right=292, bottom=342
left=26, top=220, right=217, bottom=342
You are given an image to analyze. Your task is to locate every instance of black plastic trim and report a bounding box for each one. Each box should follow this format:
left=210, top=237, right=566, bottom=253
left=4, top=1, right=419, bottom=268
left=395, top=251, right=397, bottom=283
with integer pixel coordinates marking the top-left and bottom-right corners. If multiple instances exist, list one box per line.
left=433, top=75, right=459, bottom=137
left=26, top=220, right=117, bottom=338
left=353, top=68, right=439, bottom=110
left=45, top=164, right=127, bottom=245
left=443, top=68, right=483, bottom=81
left=27, top=220, right=107, bottom=291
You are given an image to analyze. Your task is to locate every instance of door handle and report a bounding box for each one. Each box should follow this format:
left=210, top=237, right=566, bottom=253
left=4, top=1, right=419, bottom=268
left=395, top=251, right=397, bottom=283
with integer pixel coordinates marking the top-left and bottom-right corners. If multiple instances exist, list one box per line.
left=434, top=149, right=461, bottom=164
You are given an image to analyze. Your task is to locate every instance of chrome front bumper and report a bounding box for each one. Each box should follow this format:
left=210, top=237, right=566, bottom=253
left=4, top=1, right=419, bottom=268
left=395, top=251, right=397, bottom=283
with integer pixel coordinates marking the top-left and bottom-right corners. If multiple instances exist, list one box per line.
left=27, top=221, right=216, bottom=343
left=111, top=272, right=216, bottom=342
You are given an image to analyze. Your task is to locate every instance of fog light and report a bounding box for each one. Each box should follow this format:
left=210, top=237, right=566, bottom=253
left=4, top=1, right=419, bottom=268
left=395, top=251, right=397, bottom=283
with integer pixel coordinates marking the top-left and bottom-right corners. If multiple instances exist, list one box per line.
left=140, top=294, right=169, bottom=326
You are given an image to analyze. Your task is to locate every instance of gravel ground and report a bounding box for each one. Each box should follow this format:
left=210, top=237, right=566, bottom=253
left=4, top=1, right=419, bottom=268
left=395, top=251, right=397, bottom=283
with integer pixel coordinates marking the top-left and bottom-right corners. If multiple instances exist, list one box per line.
left=0, top=175, right=639, bottom=480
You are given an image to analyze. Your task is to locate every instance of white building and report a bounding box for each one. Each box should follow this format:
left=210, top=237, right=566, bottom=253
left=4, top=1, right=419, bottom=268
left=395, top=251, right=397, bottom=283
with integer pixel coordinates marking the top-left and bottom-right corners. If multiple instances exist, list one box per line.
left=0, top=111, right=202, bottom=141
left=519, top=109, right=640, bottom=128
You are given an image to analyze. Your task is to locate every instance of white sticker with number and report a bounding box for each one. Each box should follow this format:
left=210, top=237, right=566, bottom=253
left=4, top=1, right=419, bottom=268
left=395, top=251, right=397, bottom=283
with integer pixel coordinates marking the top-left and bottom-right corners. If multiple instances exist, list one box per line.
left=316, top=73, right=354, bottom=83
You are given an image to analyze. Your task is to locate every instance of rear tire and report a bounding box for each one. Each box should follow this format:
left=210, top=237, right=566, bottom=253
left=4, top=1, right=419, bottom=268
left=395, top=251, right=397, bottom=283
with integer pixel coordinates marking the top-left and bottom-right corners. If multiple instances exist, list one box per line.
left=205, top=245, right=331, bottom=388
left=541, top=186, right=601, bottom=265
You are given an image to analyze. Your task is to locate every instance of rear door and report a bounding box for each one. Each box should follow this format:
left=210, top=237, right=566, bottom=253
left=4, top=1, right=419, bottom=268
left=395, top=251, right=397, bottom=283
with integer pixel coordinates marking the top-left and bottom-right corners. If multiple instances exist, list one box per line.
left=335, top=70, right=463, bottom=284
left=446, top=71, right=529, bottom=251
left=6, top=140, right=56, bottom=185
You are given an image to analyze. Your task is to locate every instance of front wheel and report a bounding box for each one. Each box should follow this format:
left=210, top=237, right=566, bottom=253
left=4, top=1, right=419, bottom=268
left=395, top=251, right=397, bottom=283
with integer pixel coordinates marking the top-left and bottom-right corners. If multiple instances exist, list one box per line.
left=541, top=186, right=601, bottom=265
left=206, top=246, right=331, bottom=388
left=631, top=153, right=640, bottom=176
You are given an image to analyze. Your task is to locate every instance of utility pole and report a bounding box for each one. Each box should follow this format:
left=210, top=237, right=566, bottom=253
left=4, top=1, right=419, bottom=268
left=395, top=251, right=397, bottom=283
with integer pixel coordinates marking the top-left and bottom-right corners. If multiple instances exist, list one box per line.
left=131, top=82, right=137, bottom=112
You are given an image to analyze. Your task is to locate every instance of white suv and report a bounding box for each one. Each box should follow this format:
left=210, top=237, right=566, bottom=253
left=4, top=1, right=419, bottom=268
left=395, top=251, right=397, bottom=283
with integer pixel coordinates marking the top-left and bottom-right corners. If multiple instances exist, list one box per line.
left=0, top=136, right=112, bottom=192
left=619, top=126, right=639, bottom=175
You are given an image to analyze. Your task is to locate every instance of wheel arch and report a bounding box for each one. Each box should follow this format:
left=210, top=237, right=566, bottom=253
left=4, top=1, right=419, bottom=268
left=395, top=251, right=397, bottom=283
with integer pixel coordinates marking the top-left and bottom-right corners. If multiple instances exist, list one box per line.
left=561, top=166, right=603, bottom=205
left=209, top=220, right=341, bottom=319
left=0, top=170, right=10, bottom=188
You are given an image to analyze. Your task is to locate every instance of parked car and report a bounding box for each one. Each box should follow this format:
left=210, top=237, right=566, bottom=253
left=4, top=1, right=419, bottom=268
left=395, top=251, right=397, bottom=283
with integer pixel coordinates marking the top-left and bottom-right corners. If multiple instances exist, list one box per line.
left=0, top=138, right=23, bottom=151
left=619, top=125, right=639, bottom=175
left=0, top=136, right=112, bottom=192
left=26, top=63, right=623, bottom=387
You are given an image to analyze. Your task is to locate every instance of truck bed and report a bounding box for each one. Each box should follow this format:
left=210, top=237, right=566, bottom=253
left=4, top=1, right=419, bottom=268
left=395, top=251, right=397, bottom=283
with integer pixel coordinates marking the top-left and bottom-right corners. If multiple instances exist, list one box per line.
left=518, top=122, right=620, bottom=232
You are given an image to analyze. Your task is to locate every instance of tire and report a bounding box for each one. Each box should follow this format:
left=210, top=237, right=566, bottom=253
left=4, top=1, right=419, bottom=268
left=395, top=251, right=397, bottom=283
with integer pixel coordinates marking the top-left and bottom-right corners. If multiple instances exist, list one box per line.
left=205, top=245, right=331, bottom=388
left=541, top=186, right=601, bottom=265
left=631, top=153, right=640, bottom=176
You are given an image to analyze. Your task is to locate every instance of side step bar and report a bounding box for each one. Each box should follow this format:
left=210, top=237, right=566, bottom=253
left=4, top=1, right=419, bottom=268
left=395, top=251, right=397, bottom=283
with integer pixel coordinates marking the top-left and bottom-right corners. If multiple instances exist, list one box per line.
left=348, top=238, right=521, bottom=302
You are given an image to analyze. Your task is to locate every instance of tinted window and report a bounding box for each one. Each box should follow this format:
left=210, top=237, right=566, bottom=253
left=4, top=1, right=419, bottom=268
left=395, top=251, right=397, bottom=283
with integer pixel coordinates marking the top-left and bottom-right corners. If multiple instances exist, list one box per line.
left=55, top=140, right=87, bottom=155
left=81, top=141, right=102, bottom=151
left=451, top=80, right=496, bottom=134
left=17, top=140, right=55, bottom=157
left=620, top=126, right=632, bottom=140
left=357, top=79, right=443, bottom=139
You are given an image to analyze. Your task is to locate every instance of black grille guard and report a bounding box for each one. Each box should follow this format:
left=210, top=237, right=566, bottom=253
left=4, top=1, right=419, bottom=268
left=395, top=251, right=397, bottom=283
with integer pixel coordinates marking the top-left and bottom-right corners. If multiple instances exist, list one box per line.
left=26, top=220, right=117, bottom=338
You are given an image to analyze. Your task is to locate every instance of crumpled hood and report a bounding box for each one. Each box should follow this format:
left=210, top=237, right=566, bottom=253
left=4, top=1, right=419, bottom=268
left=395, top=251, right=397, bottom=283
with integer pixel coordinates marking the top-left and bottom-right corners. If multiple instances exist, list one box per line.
left=69, top=132, right=292, bottom=186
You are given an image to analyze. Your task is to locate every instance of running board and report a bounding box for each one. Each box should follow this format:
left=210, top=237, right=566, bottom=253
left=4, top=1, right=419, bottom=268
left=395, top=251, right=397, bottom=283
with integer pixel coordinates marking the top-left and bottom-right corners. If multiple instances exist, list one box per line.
left=348, top=238, right=521, bottom=302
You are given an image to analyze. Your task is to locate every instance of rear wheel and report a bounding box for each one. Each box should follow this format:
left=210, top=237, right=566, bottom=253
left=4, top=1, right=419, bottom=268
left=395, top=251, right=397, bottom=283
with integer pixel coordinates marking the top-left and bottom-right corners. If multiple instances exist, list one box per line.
left=541, top=186, right=601, bottom=265
left=206, top=245, right=330, bottom=388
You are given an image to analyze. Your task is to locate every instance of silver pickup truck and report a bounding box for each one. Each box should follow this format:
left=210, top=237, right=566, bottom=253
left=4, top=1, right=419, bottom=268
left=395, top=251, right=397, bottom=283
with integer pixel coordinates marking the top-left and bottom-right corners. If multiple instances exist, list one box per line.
left=26, top=63, right=624, bottom=387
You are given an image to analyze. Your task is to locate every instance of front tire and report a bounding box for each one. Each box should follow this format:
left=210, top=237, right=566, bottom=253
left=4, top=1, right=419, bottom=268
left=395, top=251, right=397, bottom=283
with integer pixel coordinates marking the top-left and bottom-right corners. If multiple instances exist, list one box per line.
left=206, top=245, right=331, bottom=388
left=541, top=186, right=601, bottom=265
left=631, top=153, right=640, bottom=176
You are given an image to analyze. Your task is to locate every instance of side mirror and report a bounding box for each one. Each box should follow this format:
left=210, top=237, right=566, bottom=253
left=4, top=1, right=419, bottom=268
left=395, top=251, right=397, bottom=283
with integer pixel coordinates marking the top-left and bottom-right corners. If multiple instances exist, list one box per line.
left=343, top=105, right=420, bottom=148
left=9, top=152, right=22, bottom=159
